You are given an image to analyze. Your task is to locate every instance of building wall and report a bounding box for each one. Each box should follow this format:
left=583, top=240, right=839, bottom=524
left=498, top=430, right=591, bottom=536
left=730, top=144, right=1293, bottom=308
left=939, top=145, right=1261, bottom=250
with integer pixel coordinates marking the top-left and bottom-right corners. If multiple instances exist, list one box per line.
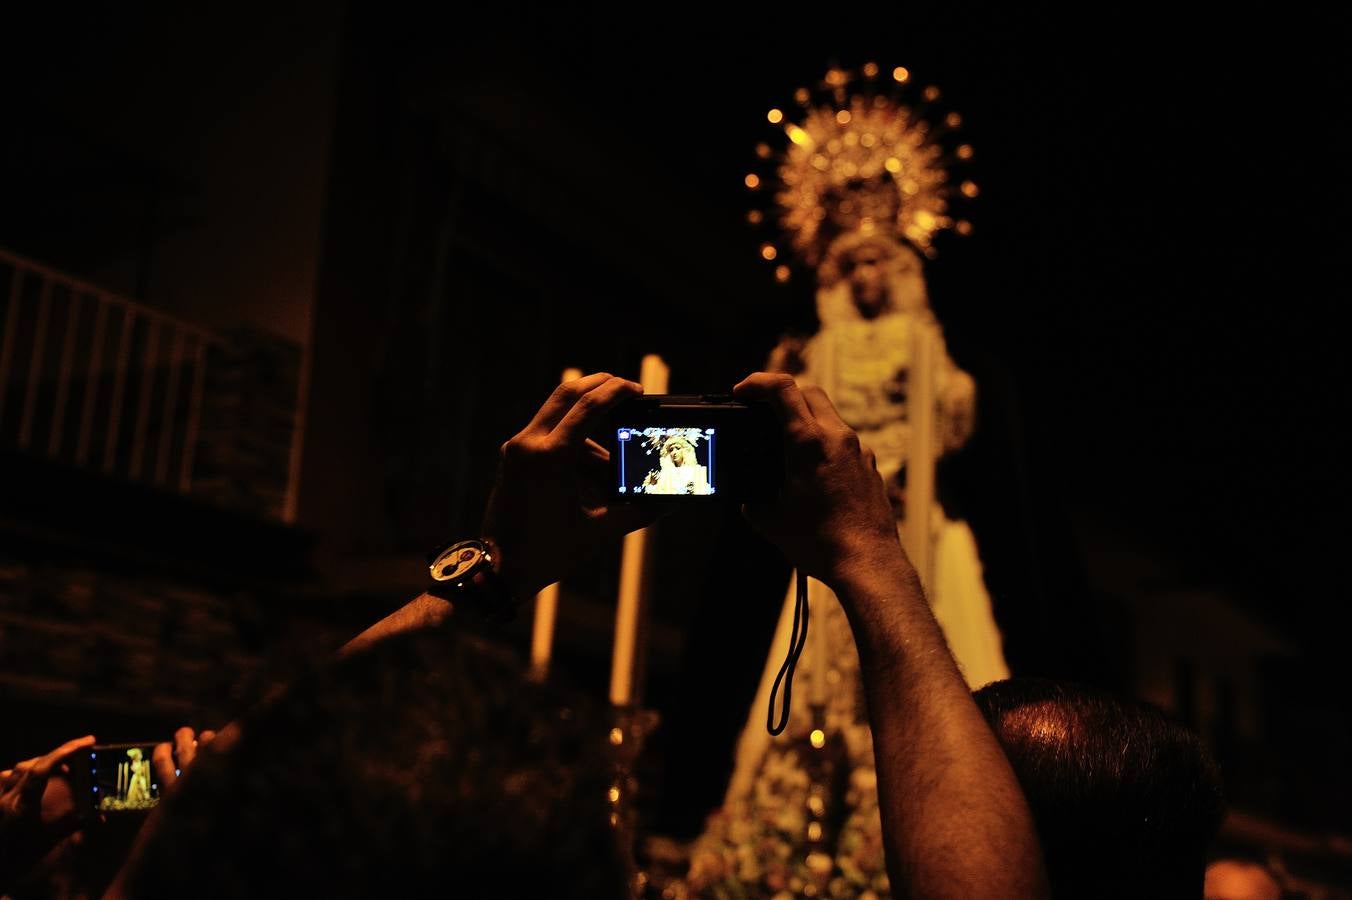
left=3, top=6, right=341, bottom=350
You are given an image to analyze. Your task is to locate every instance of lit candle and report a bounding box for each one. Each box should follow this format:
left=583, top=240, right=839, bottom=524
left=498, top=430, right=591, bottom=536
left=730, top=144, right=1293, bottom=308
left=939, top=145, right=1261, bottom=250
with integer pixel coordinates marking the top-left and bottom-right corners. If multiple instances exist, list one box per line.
left=528, top=582, right=561, bottom=682
left=807, top=347, right=842, bottom=716
left=609, top=354, right=668, bottom=706
left=528, top=368, right=582, bottom=682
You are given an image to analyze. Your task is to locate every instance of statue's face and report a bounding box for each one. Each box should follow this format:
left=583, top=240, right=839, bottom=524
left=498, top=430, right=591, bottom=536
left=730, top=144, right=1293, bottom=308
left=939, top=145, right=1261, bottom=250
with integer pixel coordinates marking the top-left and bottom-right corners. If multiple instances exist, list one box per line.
left=846, top=245, right=890, bottom=318
left=670, top=445, right=687, bottom=466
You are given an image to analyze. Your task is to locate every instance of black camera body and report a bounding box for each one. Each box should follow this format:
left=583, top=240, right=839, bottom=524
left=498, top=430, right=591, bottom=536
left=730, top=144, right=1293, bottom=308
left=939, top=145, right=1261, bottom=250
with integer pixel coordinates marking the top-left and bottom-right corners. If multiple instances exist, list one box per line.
left=609, top=395, right=781, bottom=502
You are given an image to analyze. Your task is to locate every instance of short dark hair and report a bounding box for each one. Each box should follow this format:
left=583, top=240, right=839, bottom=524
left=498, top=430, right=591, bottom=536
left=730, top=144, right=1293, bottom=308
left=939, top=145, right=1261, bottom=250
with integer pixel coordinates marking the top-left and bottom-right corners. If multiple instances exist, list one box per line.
left=973, top=678, right=1225, bottom=900
left=123, top=626, right=628, bottom=899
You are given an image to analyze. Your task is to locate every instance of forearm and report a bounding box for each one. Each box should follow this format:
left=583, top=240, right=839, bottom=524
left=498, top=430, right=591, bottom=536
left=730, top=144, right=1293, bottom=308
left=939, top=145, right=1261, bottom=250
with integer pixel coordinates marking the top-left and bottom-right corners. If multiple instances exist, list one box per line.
left=832, top=558, right=1047, bottom=899
left=339, top=592, right=452, bottom=658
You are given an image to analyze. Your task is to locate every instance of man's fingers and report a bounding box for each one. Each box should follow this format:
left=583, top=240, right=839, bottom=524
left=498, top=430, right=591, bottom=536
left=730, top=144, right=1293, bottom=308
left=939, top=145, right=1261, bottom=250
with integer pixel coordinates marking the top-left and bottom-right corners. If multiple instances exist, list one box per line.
left=733, top=373, right=817, bottom=440
left=211, top=723, right=242, bottom=754
left=524, top=373, right=615, bottom=435
left=174, top=727, right=197, bottom=771
left=20, top=736, right=95, bottom=803
left=738, top=500, right=778, bottom=545
left=598, top=500, right=669, bottom=538
left=43, top=806, right=83, bottom=843
left=550, top=376, right=642, bottom=447
left=583, top=437, right=611, bottom=463
left=32, top=736, right=96, bottom=778
left=802, top=386, right=850, bottom=433
left=49, top=734, right=96, bottom=758
left=579, top=446, right=614, bottom=495
left=199, top=730, right=217, bottom=747
left=152, top=742, right=176, bottom=787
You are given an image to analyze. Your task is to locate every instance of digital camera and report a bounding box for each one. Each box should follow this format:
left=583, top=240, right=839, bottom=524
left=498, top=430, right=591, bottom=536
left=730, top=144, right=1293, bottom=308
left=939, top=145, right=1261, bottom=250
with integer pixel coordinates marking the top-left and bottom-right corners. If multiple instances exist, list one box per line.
left=609, top=395, right=781, bottom=502
left=78, top=742, right=167, bottom=816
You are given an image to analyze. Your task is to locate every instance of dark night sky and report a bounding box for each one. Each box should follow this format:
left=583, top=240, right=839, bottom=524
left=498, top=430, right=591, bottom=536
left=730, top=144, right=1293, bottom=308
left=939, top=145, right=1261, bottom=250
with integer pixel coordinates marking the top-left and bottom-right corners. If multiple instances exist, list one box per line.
left=4, top=4, right=1347, bottom=654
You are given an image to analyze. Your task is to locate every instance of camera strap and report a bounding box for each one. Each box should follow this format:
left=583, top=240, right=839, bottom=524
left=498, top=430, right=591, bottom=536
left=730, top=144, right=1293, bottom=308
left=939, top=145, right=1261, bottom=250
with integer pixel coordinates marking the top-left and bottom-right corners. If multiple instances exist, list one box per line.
left=766, top=571, right=810, bottom=735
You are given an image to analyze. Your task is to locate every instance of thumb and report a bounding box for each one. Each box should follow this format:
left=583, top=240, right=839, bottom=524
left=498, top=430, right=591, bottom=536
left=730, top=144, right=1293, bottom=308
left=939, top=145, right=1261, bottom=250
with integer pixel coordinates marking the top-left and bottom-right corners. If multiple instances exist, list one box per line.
left=597, top=501, right=668, bottom=539
left=43, top=804, right=84, bottom=845
left=20, top=735, right=95, bottom=809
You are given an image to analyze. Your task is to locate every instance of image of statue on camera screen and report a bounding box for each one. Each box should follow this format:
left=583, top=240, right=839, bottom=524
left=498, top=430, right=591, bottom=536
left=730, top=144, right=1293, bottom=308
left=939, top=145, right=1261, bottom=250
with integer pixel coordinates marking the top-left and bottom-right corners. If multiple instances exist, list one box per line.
left=96, top=745, right=160, bottom=812
left=618, top=427, right=714, bottom=496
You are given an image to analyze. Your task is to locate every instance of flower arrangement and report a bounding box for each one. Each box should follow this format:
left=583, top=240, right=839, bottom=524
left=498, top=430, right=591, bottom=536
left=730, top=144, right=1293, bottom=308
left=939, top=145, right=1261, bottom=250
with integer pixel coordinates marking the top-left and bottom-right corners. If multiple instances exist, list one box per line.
left=680, top=734, right=890, bottom=899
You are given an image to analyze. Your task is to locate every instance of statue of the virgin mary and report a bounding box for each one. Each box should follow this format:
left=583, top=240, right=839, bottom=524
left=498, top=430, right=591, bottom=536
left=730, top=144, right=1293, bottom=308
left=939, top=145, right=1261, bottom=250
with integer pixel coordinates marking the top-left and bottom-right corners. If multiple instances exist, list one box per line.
left=678, top=65, right=1008, bottom=899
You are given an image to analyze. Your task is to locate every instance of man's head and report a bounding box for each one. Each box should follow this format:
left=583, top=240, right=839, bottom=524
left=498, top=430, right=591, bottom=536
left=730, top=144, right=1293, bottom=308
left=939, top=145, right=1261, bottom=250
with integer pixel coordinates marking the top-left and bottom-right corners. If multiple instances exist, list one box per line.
left=1204, top=858, right=1281, bottom=900
left=974, top=678, right=1225, bottom=900
left=120, top=627, right=627, bottom=899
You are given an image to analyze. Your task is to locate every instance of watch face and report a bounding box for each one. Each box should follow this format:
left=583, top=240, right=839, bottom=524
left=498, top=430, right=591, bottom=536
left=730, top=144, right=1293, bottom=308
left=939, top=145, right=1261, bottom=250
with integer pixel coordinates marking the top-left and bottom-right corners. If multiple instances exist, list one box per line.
left=430, top=542, right=484, bottom=582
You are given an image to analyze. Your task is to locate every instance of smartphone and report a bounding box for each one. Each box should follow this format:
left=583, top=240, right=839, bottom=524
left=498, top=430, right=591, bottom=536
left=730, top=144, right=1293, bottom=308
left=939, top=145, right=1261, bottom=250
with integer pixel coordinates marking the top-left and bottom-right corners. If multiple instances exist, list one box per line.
left=610, top=395, right=781, bottom=502
left=80, top=743, right=167, bottom=815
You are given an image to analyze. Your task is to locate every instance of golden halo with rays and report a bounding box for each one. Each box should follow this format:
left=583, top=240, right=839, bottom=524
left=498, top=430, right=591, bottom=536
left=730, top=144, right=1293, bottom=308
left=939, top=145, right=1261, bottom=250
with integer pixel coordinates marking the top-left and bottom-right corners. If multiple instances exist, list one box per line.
left=751, top=65, right=975, bottom=275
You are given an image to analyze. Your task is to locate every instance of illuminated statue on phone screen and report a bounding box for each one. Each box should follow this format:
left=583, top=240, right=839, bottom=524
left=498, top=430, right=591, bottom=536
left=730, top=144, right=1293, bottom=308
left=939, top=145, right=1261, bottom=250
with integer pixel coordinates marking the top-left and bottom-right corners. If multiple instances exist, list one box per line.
left=124, top=747, right=151, bottom=806
left=102, top=746, right=156, bottom=812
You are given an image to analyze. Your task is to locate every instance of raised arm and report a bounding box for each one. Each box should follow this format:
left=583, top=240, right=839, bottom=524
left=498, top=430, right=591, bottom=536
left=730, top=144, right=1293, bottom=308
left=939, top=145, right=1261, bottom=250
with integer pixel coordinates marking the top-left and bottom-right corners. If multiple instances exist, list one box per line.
left=733, top=372, right=1047, bottom=900
left=341, top=372, right=657, bottom=656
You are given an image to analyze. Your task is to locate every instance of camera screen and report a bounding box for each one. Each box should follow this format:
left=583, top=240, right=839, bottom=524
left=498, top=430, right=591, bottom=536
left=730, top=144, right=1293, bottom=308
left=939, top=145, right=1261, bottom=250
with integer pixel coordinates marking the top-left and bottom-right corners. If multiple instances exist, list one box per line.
left=89, top=744, right=161, bottom=812
left=616, top=426, right=718, bottom=496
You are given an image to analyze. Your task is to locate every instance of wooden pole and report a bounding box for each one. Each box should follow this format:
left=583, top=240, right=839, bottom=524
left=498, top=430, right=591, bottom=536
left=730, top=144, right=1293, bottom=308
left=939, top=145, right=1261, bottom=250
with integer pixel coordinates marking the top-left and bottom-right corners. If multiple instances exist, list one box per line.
left=609, top=354, right=668, bottom=706
left=902, top=321, right=937, bottom=591
left=528, top=366, right=584, bottom=682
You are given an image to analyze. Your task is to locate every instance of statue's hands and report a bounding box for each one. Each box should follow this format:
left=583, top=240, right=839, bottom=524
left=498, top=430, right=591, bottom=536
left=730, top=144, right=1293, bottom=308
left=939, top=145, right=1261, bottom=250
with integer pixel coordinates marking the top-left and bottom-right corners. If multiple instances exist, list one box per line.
left=482, top=373, right=665, bottom=599
left=734, top=373, right=908, bottom=587
left=766, top=335, right=808, bottom=376
left=939, top=370, right=976, bottom=451
left=0, top=735, right=95, bottom=893
left=884, top=368, right=909, bottom=405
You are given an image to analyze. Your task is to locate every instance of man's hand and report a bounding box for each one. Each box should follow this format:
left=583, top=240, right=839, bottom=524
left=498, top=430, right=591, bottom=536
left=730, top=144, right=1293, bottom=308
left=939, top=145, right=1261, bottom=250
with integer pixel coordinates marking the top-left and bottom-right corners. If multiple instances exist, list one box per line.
left=733, top=372, right=905, bottom=586
left=151, top=727, right=226, bottom=793
left=735, top=372, right=1048, bottom=899
left=0, top=735, right=95, bottom=892
left=482, top=372, right=661, bottom=599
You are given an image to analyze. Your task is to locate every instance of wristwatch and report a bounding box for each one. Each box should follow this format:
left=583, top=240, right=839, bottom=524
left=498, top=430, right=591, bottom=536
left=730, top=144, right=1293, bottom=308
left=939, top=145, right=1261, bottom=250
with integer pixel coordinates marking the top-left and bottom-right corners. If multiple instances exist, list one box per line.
left=425, top=539, right=515, bottom=617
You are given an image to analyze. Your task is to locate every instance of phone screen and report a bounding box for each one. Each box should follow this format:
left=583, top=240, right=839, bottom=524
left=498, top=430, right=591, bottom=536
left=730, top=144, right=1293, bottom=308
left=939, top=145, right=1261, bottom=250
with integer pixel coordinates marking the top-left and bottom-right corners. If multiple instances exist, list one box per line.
left=615, top=426, right=719, bottom=497
left=87, top=743, right=163, bottom=813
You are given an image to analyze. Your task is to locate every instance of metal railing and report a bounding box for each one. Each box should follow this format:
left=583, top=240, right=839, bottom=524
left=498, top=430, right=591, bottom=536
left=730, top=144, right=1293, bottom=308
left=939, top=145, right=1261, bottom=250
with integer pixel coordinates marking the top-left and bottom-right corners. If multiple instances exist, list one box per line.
left=0, top=248, right=221, bottom=500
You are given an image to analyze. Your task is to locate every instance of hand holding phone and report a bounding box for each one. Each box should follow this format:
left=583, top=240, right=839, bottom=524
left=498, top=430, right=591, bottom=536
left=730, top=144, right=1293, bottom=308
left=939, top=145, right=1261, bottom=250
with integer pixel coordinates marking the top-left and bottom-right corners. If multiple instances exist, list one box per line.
left=0, top=735, right=96, bottom=892
left=81, top=744, right=165, bottom=815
